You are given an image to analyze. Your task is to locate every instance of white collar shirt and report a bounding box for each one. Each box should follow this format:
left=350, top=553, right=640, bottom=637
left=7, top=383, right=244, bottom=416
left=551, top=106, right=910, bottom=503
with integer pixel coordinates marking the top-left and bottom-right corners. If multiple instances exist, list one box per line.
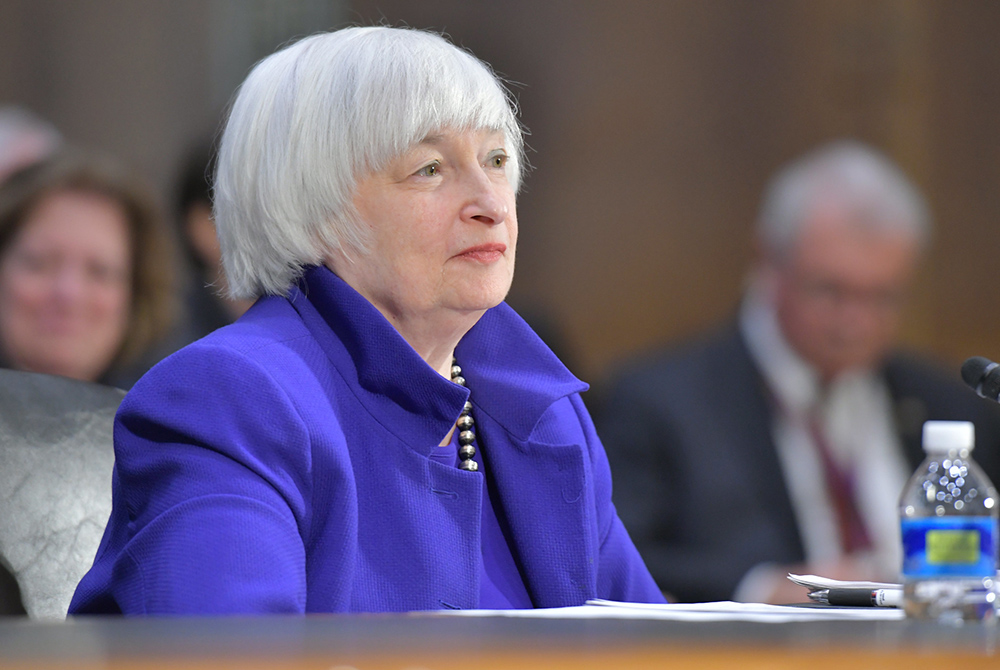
left=738, top=283, right=908, bottom=579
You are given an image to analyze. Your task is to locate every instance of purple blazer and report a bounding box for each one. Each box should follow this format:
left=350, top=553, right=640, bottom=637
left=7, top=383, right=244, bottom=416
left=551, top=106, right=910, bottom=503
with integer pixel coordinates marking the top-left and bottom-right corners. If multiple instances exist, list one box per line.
left=70, top=266, right=664, bottom=614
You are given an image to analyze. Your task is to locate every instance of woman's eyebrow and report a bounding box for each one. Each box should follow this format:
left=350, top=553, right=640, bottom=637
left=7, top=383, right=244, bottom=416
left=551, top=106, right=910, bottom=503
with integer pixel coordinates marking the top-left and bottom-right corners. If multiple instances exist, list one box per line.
left=419, top=133, right=445, bottom=146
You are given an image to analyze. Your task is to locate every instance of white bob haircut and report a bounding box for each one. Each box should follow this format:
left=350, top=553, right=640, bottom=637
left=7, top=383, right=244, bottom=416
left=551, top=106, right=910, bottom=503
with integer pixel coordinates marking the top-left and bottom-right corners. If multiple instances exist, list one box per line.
left=757, top=140, right=931, bottom=262
left=214, top=26, right=525, bottom=299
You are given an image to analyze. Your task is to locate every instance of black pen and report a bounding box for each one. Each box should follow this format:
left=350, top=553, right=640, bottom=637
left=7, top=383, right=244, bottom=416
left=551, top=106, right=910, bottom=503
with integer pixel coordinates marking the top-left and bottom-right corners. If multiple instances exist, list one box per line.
left=807, top=587, right=903, bottom=608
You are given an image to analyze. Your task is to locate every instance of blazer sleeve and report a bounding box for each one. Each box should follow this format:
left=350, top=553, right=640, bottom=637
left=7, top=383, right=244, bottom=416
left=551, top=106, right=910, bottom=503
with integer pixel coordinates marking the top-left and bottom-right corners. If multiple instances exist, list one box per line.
left=71, top=342, right=317, bottom=615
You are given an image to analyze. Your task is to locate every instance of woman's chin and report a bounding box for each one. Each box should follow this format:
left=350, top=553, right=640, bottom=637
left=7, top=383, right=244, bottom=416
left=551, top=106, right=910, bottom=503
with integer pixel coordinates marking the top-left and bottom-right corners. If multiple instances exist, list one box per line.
left=448, top=279, right=512, bottom=314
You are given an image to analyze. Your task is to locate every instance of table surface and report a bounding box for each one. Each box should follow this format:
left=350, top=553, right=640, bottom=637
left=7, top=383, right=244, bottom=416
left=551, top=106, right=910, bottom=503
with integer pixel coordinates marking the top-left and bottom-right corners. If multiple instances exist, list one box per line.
left=1, top=612, right=998, bottom=669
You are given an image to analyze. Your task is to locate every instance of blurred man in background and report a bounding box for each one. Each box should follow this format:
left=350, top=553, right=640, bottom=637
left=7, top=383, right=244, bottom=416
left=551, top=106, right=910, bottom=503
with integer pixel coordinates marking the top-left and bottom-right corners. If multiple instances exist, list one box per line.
left=600, top=141, right=1000, bottom=603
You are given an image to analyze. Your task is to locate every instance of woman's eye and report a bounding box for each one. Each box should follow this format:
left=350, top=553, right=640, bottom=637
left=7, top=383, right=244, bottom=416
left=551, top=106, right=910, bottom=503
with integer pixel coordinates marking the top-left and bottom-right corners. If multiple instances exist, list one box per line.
left=87, top=262, right=128, bottom=287
left=489, top=153, right=508, bottom=169
left=415, top=162, right=440, bottom=177
left=12, top=251, right=53, bottom=274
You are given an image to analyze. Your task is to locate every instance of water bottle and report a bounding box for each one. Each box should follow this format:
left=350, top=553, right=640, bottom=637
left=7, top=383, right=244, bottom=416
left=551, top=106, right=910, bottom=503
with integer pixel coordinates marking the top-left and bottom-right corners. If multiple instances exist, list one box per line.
left=899, top=421, right=998, bottom=622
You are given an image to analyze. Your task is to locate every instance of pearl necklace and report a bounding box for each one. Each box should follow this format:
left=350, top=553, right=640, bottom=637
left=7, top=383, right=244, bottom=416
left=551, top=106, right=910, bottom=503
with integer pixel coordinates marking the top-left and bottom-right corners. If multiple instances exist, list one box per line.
left=450, top=359, right=478, bottom=472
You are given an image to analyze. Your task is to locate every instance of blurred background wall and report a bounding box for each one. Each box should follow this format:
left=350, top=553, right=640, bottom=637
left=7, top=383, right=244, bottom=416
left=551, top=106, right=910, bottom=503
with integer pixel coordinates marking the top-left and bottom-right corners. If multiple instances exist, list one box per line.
left=2, top=0, right=998, bottom=394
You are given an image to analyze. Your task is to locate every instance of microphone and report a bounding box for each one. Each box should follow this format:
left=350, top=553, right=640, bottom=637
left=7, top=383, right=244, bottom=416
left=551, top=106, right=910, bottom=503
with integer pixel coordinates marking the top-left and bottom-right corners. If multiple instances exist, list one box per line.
left=961, top=356, right=1000, bottom=401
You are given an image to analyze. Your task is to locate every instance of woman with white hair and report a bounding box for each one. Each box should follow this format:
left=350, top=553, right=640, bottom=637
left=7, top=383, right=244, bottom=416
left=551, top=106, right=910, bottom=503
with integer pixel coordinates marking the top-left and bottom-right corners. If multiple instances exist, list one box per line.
left=70, top=26, right=663, bottom=614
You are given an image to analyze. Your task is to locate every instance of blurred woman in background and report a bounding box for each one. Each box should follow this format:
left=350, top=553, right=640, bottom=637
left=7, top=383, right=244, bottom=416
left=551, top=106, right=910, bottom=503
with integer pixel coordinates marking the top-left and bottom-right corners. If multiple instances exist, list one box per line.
left=0, top=152, right=176, bottom=388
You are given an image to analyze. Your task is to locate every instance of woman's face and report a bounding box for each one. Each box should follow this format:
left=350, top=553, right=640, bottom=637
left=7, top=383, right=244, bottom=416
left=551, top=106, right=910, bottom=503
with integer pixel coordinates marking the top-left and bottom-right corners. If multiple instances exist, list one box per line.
left=334, top=127, right=517, bottom=328
left=0, top=189, right=132, bottom=382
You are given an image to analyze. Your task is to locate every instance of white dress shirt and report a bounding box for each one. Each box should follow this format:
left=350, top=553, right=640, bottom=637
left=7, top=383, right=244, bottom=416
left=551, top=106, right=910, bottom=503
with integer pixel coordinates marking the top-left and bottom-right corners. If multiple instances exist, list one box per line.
left=736, top=282, right=909, bottom=593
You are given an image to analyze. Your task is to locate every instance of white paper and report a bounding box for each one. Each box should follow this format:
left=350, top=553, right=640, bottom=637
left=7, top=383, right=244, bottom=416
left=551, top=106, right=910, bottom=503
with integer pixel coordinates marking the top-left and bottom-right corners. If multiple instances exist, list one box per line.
left=429, top=600, right=903, bottom=623
left=786, top=573, right=901, bottom=591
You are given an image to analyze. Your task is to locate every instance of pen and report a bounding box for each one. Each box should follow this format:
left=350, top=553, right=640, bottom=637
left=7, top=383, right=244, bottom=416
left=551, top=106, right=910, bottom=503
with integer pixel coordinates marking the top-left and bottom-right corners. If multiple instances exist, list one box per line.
left=807, top=587, right=903, bottom=608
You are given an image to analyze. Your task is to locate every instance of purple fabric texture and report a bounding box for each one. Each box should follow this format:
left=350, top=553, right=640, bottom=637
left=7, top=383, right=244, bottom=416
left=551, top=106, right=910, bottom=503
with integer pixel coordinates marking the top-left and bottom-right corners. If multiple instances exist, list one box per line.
left=431, top=427, right=533, bottom=609
left=70, top=266, right=664, bottom=614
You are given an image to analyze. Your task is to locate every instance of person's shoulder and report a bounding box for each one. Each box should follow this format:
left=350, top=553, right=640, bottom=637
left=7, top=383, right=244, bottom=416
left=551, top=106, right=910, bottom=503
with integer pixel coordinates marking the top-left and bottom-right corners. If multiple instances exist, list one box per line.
left=884, top=349, right=1000, bottom=475
left=177, top=296, right=324, bottom=369
left=883, top=349, right=968, bottom=396
left=610, top=321, right=746, bottom=391
left=883, top=348, right=1000, bottom=426
left=203, top=295, right=310, bottom=350
left=118, top=295, right=351, bottom=451
left=132, top=295, right=322, bottom=394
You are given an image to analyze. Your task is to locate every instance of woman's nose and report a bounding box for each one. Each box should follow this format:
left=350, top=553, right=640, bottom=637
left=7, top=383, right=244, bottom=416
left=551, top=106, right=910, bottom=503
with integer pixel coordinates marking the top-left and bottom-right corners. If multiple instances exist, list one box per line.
left=460, top=171, right=508, bottom=226
left=50, top=265, right=86, bottom=301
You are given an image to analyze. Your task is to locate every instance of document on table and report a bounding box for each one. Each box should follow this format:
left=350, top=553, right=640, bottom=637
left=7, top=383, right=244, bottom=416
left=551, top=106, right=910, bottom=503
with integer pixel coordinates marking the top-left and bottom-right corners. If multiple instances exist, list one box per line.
left=431, top=599, right=904, bottom=623
left=786, top=573, right=901, bottom=590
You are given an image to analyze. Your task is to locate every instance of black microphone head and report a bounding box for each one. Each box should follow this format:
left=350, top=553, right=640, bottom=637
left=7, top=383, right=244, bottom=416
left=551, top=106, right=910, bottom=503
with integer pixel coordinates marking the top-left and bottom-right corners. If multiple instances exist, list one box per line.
left=962, top=356, right=1000, bottom=401
left=962, top=356, right=994, bottom=388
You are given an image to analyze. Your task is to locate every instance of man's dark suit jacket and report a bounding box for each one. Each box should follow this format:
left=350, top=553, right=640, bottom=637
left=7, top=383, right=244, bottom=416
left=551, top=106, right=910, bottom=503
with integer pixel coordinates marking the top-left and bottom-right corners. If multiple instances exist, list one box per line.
left=598, top=322, right=1000, bottom=603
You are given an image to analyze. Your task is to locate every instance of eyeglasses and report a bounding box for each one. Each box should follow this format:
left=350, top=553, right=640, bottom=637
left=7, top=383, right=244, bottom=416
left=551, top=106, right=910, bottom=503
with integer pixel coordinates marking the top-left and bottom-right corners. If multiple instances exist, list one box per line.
left=790, top=276, right=908, bottom=314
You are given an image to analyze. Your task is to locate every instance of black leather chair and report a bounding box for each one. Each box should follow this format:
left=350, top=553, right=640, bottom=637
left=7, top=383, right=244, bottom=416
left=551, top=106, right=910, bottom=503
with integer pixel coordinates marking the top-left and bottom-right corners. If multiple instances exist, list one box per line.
left=0, top=369, right=123, bottom=619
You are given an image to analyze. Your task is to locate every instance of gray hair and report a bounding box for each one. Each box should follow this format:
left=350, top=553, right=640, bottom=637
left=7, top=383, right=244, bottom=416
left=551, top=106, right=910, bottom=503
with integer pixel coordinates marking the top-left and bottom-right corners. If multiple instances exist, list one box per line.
left=757, top=140, right=931, bottom=262
left=0, top=106, right=61, bottom=182
left=214, top=26, right=525, bottom=300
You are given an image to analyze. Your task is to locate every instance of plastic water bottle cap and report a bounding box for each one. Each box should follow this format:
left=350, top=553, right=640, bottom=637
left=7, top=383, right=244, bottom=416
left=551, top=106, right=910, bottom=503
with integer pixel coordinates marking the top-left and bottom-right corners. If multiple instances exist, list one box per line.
left=922, top=420, right=975, bottom=452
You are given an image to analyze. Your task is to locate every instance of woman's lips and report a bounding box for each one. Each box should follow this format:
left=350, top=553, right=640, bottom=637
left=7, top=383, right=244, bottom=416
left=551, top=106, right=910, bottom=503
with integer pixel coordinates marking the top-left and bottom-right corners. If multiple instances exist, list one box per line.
left=457, top=243, right=506, bottom=263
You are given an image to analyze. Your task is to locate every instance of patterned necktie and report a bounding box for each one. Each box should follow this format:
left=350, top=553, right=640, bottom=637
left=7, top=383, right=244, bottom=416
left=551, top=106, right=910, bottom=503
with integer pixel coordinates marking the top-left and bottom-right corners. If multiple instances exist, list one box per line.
left=806, top=409, right=872, bottom=553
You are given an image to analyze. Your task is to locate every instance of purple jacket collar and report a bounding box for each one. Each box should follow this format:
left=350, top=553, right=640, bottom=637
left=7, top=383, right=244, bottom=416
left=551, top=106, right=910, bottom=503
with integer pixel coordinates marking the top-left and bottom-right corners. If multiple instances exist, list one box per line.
left=289, top=265, right=587, bottom=451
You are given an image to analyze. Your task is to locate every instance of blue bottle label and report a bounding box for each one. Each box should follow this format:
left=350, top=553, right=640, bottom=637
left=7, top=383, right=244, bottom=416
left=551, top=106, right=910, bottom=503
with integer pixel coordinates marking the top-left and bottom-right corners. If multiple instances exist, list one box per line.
left=901, top=517, right=998, bottom=578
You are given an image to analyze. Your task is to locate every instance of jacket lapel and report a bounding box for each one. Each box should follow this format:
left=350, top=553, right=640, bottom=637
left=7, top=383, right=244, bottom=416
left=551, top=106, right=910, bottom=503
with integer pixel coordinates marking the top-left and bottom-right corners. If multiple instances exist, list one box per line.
left=477, top=412, right=594, bottom=608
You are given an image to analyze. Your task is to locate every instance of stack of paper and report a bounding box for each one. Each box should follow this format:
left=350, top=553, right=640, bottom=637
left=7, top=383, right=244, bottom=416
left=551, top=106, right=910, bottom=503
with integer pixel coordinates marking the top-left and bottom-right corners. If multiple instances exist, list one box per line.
left=786, top=573, right=901, bottom=591
left=432, top=599, right=903, bottom=622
